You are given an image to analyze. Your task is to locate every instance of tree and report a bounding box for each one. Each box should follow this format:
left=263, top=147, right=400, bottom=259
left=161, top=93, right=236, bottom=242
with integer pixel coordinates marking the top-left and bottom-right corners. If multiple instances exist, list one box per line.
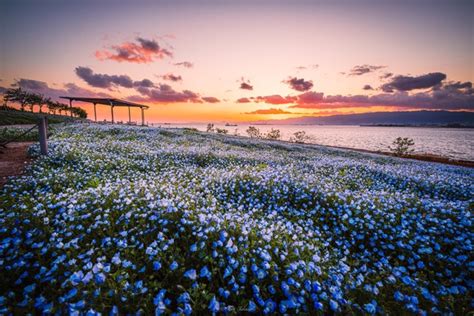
left=39, top=96, right=50, bottom=113
left=206, top=123, right=215, bottom=132
left=46, top=99, right=58, bottom=114
left=389, top=137, right=415, bottom=156
left=71, top=107, right=87, bottom=118
left=4, top=87, right=29, bottom=111
left=246, top=126, right=261, bottom=138
left=265, top=128, right=281, bottom=140
left=289, top=130, right=310, bottom=143
left=25, top=92, right=43, bottom=112
left=56, top=102, right=68, bottom=115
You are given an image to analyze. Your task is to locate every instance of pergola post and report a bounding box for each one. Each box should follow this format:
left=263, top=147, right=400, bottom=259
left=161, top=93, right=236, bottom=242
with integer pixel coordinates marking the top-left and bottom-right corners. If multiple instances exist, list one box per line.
left=141, top=108, right=145, bottom=126
left=69, top=99, right=73, bottom=117
left=128, top=106, right=131, bottom=124
left=93, top=103, right=97, bottom=122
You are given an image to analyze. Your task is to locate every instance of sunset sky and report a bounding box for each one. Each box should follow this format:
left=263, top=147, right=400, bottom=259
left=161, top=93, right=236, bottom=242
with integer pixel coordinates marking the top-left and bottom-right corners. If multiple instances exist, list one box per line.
left=1, top=0, right=473, bottom=123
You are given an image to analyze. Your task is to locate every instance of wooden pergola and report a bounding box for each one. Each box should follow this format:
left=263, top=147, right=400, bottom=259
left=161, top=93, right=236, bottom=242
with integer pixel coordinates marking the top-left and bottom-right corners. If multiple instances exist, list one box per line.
left=60, top=97, right=149, bottom=126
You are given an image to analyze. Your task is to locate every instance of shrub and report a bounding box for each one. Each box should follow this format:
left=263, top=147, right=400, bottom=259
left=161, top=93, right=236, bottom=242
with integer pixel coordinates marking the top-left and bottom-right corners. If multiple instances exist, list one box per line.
left=289, top=130, right=309, bottom=143
left=215, top=128, right=228, bottom=134
left=206, top=123, right=214, bottom=132
left=265, top=128, right=281, bottom=140
left=389, top=137, right=415, bottom=156
left=246, top=126, right=261, bottom=138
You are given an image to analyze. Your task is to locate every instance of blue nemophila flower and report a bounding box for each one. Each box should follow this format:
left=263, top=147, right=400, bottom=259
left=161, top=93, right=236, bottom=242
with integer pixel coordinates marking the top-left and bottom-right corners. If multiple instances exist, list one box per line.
left=64, top=288, right=77, bottom=301
left=364, top=301, right=377, bottom=314
left=330, top=299, right=339, bottom=311
left=200, top=266, right=211, bottom=279
left=209, top=296, right=220, bottom=313
left=95, top=273, right=106, bottom=284
left=248, top=300, right=257, bottom=312
left=184, top=269, right=197, bottom=280
left=190, top=244, right=197, bottom=252
left=170, top=261, right=179, bottom=271
left=153, top=261, right=162, bottom=271
left=394, top=291, right=404, bottom=302
left=24, top=284, right=36, bottom=294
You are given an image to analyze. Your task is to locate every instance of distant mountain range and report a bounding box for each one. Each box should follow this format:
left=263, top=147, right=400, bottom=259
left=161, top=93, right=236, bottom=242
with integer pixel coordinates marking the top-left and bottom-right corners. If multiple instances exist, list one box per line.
left=253, top=111, right=474, bottom=126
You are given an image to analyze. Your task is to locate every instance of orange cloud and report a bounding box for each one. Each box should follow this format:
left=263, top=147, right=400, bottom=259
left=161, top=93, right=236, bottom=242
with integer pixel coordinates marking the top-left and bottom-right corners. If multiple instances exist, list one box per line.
left=245, top=108, right=294, bottom=115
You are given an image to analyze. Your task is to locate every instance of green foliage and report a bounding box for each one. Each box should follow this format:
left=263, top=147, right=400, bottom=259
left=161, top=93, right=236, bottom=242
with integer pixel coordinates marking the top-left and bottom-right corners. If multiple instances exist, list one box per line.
left=0, top=109, right=82, bottom=125
left=0, top=127, right=39, bottom=142
left=389, top=137, right=415, bottom=156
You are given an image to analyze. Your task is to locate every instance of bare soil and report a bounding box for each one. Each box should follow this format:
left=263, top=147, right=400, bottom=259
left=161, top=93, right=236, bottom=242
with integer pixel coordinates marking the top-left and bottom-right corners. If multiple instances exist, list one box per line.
left=0, top=142, right=34, bottom=187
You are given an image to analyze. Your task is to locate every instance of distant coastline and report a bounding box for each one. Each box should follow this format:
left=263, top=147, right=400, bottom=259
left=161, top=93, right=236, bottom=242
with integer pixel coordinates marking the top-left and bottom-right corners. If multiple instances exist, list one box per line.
left=359, top=123, right=474, bottom=128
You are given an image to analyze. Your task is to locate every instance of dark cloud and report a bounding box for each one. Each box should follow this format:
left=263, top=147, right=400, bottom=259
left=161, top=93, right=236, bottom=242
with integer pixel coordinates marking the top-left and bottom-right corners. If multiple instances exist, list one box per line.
left=236, top=97, right=251, bottom=103
left=296, top=91, right=325, bottom=104
left=283, top=77, right=313, bottom=92
left=245, top=108, right=293, bottom=115
left=443, top=81, right=472, bottom=90
left=129, top=83, right=216, bottom=104
left=286, top=82, right=473, bottom=110
left=381, top=72, right=446, bottom=92
left=239, top=77, right=253, bottom=90
left=254, top=95, right=297, bottom=104
left=240, top=82, right=253, bottom=91
left=380, top=72, right=393, bottom=79
left=363, top=84, right=373, bottom=90
left=95, top=37, right=172, bottom=63
left=76, top=67, right=133, bottom=89
left=161, top=73, right=183, bottom=82
left=136, top=37, right=160, bottom=52
left=12, top=78, right=111, bottom=101
left=133, top=79, right=155, bottom=88
left=15, top=79, right=49, bottom=90
left=202, top=96, right=220, bottom=103
left=173, top=61, right=194, bottom=68
left=75, top=67, right=155, bottom=90
left=349, top=64, right=385, bottom=76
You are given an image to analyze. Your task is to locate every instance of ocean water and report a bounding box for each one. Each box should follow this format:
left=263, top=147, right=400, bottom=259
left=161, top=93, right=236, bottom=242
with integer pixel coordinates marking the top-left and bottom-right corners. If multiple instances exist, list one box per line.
left=156, top=123, right=474, bottom=161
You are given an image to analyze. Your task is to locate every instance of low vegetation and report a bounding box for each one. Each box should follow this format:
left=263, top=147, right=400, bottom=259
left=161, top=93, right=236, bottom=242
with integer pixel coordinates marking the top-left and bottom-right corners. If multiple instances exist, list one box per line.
left=389, top=137, right=415, bottom=156
left=0, top=125, right=472, bottom=314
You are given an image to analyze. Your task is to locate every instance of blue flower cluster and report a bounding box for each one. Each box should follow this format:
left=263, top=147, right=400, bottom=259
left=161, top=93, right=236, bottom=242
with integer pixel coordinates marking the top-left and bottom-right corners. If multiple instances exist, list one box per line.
left=0, top=125, right=472, bottom=314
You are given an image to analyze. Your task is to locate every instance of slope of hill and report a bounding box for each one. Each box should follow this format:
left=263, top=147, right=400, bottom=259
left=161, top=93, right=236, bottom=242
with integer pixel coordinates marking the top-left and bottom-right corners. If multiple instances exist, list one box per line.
left=0, top=109, right=83, bottom=125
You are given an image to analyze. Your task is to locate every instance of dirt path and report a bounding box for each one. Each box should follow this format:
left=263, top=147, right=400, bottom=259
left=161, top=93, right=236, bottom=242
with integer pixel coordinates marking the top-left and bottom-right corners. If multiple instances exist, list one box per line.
left=0, top=142, right=34, bottom=187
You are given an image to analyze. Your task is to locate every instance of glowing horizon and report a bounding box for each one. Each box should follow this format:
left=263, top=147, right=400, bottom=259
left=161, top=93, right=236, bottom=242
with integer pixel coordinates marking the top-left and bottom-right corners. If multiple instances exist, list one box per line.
left=1, top=0, right=472, bottom=123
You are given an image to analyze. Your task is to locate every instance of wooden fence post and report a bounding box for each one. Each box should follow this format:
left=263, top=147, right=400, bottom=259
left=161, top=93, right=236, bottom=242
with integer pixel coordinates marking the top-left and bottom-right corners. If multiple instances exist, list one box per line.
left=38, top=116, right=48, bottom=155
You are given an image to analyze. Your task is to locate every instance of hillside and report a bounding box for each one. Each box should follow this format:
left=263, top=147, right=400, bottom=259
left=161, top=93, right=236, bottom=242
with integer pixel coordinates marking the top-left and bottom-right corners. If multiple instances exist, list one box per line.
left=0, top=125, right=472, bottom=314
left=255, top=110, right=474, bottom=126
left=0, top=109, right=83, bottom=125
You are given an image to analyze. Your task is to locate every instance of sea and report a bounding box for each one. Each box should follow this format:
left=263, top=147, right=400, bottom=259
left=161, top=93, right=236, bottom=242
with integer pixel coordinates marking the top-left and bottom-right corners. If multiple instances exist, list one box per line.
left=153, top=123, right=474, bottom=161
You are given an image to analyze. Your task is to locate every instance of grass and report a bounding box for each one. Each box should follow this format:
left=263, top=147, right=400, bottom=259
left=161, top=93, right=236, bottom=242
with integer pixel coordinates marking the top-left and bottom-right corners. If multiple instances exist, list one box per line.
left=0, top=109, right=82, bottom=126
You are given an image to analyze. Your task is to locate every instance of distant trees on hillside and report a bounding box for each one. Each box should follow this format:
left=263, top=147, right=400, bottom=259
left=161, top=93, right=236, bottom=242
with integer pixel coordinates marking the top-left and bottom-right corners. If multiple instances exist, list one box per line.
left=2, top=87, right=87, bottom=118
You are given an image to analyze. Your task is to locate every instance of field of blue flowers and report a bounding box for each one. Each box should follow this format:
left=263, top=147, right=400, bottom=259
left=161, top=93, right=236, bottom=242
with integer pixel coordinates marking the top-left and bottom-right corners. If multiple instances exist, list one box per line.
left=0, top=124, right=472, bottom=315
